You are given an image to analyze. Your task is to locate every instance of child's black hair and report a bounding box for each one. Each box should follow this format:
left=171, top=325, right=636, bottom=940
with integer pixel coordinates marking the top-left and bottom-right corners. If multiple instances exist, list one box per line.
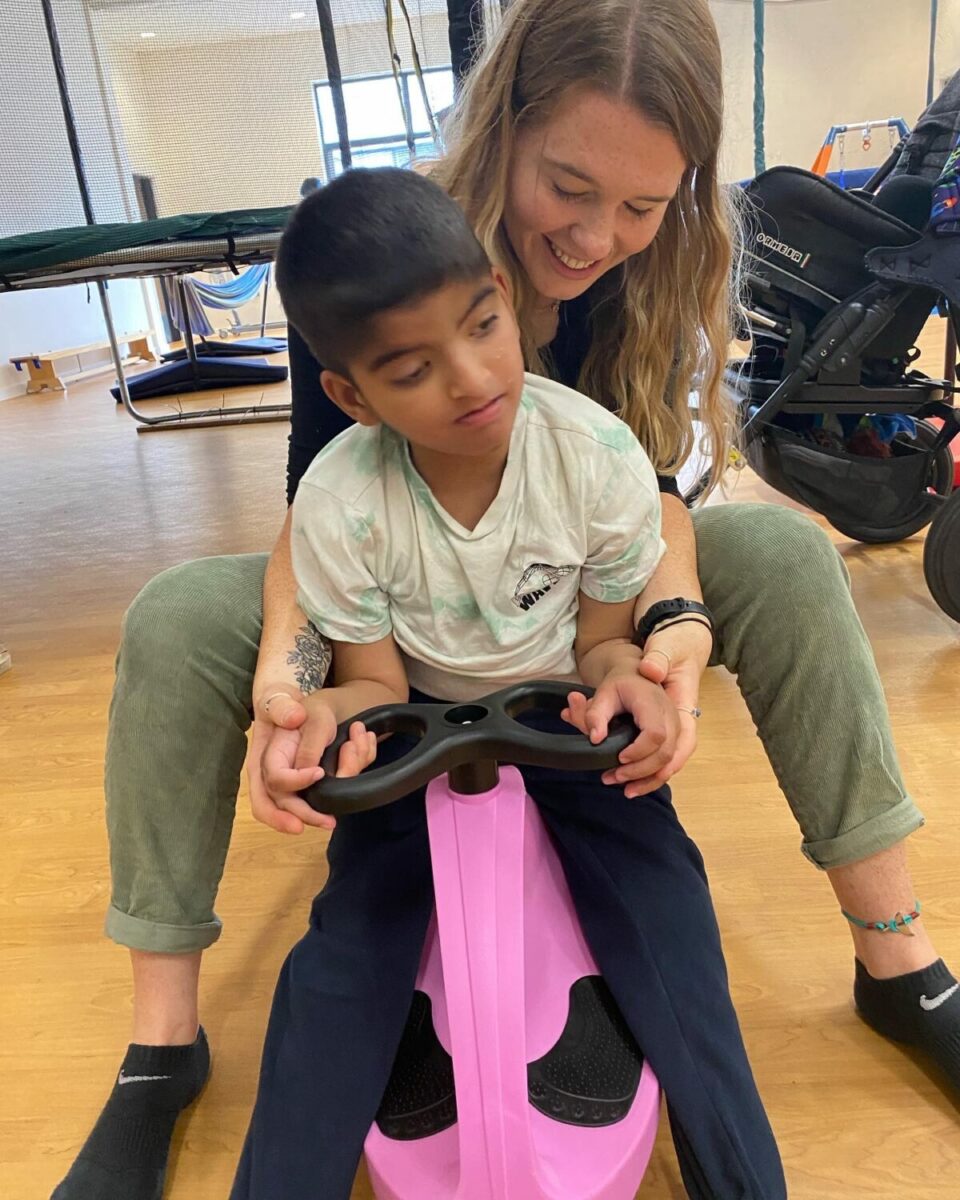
left=276, top=167, right=491, bottom=375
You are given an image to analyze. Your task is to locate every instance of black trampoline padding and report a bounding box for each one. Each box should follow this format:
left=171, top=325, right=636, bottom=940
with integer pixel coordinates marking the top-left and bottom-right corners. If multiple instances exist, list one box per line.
left=0, top=207, right=292, bottom=276
left=161, top=337, right=288, bottom=361
left=110, top=356, right=288, bottom=401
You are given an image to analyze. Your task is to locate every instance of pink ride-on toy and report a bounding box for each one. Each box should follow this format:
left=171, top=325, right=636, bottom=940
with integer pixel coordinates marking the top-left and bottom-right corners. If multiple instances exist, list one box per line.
left=304, top=681, right=661, bottom=1200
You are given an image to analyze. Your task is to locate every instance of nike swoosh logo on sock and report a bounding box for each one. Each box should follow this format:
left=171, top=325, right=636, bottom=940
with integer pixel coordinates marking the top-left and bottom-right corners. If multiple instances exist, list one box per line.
left=919, top=983, right=960, bottom=1011
left=117, top=1070, right=174, bottom=1085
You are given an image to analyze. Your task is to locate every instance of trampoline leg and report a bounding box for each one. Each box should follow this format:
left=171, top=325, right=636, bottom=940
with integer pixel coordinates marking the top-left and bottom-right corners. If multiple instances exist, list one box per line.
left=99, top=279, right=290, bottom=430
left=176, top=278, right=201, bottom=382
left=97, top=279, right=140, bottom=422
left=260, top=265, right=271, bottom=338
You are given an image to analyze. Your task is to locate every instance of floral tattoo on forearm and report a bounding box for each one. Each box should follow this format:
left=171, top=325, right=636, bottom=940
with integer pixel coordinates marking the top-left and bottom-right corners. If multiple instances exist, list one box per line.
left=287, top=622, right=332, bottom=694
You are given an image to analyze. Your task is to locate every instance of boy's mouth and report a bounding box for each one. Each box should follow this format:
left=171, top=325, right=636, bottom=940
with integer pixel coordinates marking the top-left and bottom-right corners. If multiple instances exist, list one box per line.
left=456, top=395, right=504, bottom=427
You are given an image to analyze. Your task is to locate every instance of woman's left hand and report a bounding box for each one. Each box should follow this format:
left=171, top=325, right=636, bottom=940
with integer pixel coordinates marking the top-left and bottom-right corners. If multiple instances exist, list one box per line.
left=636, top=619, right=713, bottom=781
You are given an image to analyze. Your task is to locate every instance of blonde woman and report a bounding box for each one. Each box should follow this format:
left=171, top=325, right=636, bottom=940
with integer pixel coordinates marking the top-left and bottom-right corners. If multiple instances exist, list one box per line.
left=54, top=2, right=957, bottom=1199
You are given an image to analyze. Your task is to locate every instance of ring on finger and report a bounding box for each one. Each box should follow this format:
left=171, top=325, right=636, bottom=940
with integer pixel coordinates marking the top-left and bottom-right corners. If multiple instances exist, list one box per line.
left=676, top=705, right=702, bottom=719
left=263, top=690, right=292, bottom=712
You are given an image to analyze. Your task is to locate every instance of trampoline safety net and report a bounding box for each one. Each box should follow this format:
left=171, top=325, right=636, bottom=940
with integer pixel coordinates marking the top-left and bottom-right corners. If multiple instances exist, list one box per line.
left=0, top=1, right=501, bottom=240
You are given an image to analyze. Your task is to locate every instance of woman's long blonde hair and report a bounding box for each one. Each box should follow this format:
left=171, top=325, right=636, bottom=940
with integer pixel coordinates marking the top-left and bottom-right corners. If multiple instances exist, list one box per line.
left=431, top=0, right=740, bottom=494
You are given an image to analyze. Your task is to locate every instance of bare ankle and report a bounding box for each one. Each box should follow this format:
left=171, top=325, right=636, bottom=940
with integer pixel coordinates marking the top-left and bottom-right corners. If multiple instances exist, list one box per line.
left=129, top=948, right=203, bottom=1045
left=130, top=1016, right=200, bottom=1046
left=850, top=920, right=938, bottom=980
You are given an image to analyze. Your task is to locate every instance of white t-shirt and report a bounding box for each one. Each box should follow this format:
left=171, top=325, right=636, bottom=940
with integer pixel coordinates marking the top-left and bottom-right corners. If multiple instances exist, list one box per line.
left=291, top=374, right=665, bottom=702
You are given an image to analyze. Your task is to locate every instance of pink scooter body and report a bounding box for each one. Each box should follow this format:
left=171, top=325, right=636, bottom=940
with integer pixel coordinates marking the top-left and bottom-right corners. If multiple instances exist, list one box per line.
left=364, top=765, right=660, bottom=1200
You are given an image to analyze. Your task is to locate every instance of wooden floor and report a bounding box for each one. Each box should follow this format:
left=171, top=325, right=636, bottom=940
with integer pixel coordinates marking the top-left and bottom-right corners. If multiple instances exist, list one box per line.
left=1, top=323, right=958, bottom=1199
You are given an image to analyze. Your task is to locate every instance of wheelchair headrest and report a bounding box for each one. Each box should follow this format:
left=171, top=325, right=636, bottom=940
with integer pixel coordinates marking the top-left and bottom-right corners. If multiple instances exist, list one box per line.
left=743, top=167, right=923, bottom=314
left=871, top=175, right=934, bottom=231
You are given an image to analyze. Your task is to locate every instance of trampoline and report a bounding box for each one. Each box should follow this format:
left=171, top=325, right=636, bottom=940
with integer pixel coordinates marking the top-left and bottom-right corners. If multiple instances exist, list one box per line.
left=0, top=207, right=293, bottom=430
left=3, top=0, right=474, bottom=431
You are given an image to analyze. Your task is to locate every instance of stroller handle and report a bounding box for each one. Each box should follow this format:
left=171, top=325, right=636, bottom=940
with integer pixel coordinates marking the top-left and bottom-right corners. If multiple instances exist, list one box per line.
left=302, top=680, right=636, bottom=816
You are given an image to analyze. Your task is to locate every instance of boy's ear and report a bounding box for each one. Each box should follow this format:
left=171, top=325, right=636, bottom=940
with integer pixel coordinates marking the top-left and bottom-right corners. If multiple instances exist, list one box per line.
left=491, top=266, right=514, bottom=308
left=320, top=369, right=380, bottom=427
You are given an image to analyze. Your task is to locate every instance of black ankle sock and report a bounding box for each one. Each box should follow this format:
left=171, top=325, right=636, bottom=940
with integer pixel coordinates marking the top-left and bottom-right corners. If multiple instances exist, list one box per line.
left=51, top=1027, right=210, bottom=1200
left=855, top=958, right=960, bottom=1092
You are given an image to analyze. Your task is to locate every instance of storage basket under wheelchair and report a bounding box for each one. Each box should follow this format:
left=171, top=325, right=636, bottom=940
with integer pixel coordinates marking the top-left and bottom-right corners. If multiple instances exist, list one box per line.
left=726, top=164, right=960, bottom=622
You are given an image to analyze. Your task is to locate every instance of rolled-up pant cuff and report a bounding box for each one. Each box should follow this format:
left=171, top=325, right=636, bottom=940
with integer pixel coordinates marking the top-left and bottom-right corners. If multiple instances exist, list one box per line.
left=801, top=795, right=925, bottom=870
left=105, top=905, right=223, bottom=953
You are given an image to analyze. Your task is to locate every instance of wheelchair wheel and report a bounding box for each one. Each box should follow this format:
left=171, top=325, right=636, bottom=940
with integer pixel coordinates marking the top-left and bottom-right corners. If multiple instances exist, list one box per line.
left=923, top=489, right=960, bottom=623
left=828, top=420, right=956, bottom=544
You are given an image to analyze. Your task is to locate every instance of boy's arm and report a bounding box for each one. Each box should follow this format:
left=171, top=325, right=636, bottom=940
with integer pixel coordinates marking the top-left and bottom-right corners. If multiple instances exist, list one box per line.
left=574, top=594, right=643, bottom=685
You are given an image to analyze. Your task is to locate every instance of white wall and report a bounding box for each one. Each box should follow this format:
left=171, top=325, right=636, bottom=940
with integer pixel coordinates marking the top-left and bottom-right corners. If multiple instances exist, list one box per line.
left=2, top=0, right=955, bottom=403
left=936, top=0, right=960, bottom=86
left=100, top=1, right=949, bottom=213
left=0, top=1, right=150, bottom=401
left=102, top=15, right=451, bottom=216
left=715, top=0, right=943, bottom=182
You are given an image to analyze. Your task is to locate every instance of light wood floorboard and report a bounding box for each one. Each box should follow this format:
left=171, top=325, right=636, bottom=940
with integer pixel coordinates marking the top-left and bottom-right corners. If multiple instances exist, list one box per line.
left=1, top=320, right=958, bottom=1198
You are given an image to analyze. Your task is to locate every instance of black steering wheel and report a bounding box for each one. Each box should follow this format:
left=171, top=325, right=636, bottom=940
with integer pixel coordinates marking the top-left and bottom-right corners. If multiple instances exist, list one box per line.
left=301, top=680, right=636, bottom=817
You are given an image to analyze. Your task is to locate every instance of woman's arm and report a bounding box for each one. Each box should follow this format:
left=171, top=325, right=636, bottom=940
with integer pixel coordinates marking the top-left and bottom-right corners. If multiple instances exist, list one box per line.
left=633, top=492, right=703, bottom=609
left=631, top=493, right=713, bottom=783
left=255, top=508, right=329, bottom=702
left=246, top=510, right=342, bottom=834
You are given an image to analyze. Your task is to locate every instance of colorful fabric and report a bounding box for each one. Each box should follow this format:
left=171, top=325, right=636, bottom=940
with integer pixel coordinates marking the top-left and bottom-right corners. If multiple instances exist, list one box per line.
left=931, top=138, right=960, bottom=236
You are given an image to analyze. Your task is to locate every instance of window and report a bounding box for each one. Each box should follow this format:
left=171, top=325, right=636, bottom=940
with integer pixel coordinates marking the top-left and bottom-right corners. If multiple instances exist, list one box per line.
left=314, top=67, right=455, bottom=178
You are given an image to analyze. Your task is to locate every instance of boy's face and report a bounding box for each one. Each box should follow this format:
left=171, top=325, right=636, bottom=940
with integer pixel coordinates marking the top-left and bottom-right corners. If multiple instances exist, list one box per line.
left=321, top=271, right=525, bottom=460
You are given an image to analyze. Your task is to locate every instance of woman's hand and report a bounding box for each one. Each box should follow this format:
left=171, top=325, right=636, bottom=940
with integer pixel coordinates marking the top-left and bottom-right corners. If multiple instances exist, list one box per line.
left=635, top=619, right=713, bottom=781
left=562, top=670, right=681, bottom=798
left=247, top=689, right=376, bottom=834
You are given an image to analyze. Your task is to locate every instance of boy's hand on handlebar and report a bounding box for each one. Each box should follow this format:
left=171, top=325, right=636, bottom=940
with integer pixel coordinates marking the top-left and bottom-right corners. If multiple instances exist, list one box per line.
left=248, top=688, right=336, bottom=834
left=248, top=689, right=379, bottom=834
left=562, top=671, right=680, bottom=799
left=331, top=721, right=378, bottom=778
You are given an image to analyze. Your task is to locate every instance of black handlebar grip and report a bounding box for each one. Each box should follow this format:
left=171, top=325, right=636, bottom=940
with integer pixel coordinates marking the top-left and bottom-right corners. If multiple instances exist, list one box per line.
left=301, top=681, right=636, bottom=817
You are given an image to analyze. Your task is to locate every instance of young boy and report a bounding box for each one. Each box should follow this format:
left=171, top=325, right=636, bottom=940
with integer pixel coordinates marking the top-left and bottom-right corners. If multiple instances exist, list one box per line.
left=231, top=169, right=785, bottom=1200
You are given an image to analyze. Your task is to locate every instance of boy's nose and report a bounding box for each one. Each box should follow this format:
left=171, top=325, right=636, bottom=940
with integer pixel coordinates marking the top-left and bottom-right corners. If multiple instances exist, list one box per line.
left=448, top=352, right=494, bottom=401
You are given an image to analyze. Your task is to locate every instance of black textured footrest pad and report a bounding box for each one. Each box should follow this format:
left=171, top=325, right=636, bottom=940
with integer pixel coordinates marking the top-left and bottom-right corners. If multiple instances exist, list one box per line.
left=376, top=991, right=457, bottom=1141
left=527, top=975, right=644, bottom=1127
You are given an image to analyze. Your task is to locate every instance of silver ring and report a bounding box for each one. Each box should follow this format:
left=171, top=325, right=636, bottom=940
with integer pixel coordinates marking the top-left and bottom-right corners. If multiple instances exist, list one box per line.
left=263, top=691, right=293, bottom=712
left=676, top=705, right=702, bottom=719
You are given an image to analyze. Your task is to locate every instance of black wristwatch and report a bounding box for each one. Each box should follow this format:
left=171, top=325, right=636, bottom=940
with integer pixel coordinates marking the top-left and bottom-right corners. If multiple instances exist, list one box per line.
left=632, top=597, right=715, bottom=651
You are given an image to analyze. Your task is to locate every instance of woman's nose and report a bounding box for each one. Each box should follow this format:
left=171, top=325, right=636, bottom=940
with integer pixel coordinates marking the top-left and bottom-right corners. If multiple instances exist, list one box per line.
left=568, top=212, right=616, bottom=262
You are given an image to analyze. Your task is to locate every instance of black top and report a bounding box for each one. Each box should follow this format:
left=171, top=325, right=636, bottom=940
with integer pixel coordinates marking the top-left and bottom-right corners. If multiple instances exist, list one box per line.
left=285, top=284, right=682, bottom=505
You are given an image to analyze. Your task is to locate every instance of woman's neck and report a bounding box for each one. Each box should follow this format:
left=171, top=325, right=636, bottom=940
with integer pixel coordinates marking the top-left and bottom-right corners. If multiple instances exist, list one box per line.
left=531, top=294, right=561, bottom=349
left=410, top=442, right=510, bottom=531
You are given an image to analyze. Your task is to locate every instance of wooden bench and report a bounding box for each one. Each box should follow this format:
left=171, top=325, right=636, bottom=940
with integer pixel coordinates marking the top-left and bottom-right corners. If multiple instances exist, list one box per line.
left=9, top=331, right=157, bottom=394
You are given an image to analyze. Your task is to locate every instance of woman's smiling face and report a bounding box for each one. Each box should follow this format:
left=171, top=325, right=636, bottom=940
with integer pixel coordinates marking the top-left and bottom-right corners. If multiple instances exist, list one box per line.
left=503, top=87, right=687, bottom=301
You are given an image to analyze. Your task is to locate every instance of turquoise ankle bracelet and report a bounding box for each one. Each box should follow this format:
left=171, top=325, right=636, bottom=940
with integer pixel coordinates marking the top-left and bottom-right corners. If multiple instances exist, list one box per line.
left=841, top=900, right=921, bottom=935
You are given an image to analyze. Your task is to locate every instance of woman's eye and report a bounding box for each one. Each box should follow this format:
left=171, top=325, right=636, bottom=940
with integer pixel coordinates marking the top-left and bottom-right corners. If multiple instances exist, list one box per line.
left=626, top=205, right=653, bottom=219
left=552, top=183, right=588, bottom=202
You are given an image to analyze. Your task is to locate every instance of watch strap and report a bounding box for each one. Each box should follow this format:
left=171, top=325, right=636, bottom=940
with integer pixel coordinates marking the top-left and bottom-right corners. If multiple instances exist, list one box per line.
left=632, top=597, right=714, bottom=650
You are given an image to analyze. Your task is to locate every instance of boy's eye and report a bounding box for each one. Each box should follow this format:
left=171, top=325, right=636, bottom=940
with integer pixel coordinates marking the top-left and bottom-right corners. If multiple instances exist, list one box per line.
left=393, top=362, right=428, bottom=385
left=475, top=314, right=499, bottom=336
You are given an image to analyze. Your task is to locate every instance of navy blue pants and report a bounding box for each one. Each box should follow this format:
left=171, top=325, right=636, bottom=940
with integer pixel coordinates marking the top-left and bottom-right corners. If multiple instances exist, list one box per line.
left=232, top=704, right=785, bottom=1199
